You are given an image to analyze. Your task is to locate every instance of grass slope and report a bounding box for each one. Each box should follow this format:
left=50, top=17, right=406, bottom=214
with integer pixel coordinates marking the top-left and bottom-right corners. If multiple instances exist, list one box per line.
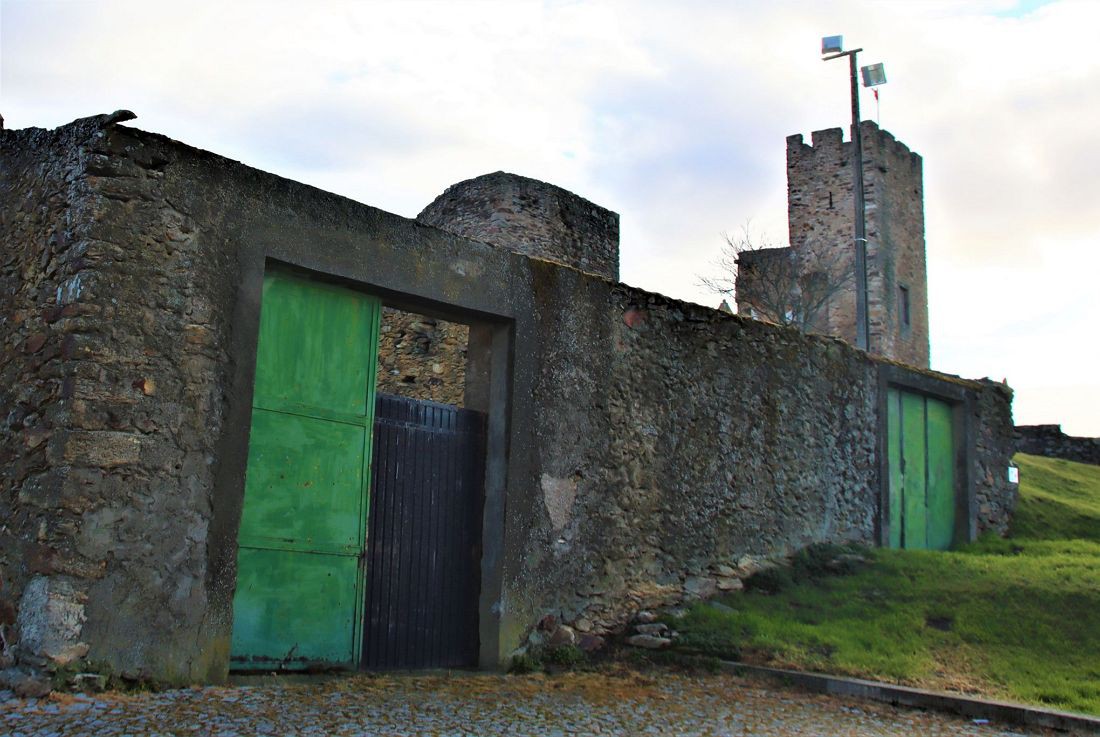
left=669, top=453, right=1100, bottom=715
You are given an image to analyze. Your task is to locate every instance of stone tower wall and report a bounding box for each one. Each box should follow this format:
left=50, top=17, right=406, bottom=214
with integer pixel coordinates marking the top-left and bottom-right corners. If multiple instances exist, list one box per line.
left=786, top=122, right=929, bottom=367
left=733, top=246, right=796, bottom=324
left=375, top=307, right=468, bottom=407
left=417, top=171, right=620, bottom=281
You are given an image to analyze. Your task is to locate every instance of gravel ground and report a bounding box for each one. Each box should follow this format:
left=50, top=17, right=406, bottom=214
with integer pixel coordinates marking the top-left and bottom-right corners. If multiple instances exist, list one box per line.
left=0, top=671, right=1069, bottom=737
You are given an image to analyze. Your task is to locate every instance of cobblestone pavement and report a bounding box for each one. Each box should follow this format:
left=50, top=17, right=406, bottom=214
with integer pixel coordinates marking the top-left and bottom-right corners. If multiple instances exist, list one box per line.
left=0, top=671, right=1069, bottom=736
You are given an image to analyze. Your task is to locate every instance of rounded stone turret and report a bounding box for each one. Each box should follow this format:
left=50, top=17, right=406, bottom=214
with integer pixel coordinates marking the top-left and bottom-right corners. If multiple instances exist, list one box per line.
left=417, top=171, right=620, bottom=281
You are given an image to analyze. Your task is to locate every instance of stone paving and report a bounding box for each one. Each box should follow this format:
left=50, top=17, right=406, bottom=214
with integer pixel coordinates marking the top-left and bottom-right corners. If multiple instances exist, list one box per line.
left=0, top=671, right=1068, bottom=737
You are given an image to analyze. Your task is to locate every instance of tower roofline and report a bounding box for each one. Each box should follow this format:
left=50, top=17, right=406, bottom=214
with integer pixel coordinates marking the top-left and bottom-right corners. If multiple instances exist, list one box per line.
left=787, top=122, right=921, bottom=169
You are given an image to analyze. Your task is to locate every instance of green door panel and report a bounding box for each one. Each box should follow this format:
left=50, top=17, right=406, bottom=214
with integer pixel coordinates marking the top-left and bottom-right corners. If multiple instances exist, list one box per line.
left=231, top=548, right=360, bottom=667
left=253, top=271, right=373, bottom=419
left=925, top=398, right=956, bottom=550
left=232, top=269, right=381, bottom=670
left=237, top=409, right=366, bottom=555
left=886, top=388, right=903, bottom=549
left=886, top=388, right=957, bottom=552
left=901, top=392, right=928, bottom=550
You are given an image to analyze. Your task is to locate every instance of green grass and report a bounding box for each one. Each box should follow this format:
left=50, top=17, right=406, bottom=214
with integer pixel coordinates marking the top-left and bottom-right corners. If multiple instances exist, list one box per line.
left=668, top=453, right=1100, bottom=715
left=1008, top=454, right=1100, bottom=541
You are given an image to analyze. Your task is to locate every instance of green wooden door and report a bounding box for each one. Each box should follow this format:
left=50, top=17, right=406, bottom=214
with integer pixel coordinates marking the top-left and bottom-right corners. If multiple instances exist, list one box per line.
left=231, top=270, right=381, bottom=669
left=886, top=388, right=956, bottom=550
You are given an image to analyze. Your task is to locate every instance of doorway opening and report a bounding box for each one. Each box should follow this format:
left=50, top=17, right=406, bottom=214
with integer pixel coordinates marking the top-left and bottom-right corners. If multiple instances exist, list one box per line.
left=362, top=307, right=485, bottom=669
left=229, top=270, right=487, bottom=672
left=885, top=387, right=957, bottom=550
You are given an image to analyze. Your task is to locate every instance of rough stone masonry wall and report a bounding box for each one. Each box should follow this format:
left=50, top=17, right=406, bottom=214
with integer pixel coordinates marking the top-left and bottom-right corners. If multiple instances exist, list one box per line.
left=510, top=267, right=1016, bottom=644
left=975, top=381, right=1019, bottom=535
left=418, top=171, right=620, bottom=281
left=0, top=115, right=232, bottom=685
left=0, top=119, right=101, bottom=676
left=732, top=246, right=796, bottom=325
left=786, top=128, right=857, bottom=344
left=375, top=307, right=468, bottom=407
left=861, top=125, right=929, bottom=367
left=1015, top=424, right=1100, bottom=467
left=785, top=124, right=929, bottom=367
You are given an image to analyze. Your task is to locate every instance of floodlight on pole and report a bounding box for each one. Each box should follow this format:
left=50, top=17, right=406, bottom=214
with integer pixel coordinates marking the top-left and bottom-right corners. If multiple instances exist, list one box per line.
left=861, top=63, right=887, bottom=125
left=861, top=63, right=886, bottom=88
left=822, top=35, right=872, bottom=352
left=821, top=35, right=843, bottom=55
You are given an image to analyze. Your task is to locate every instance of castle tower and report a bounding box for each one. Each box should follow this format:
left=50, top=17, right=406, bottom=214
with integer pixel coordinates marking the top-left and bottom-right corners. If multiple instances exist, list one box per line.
left=785, top=122, right=930, bottom=367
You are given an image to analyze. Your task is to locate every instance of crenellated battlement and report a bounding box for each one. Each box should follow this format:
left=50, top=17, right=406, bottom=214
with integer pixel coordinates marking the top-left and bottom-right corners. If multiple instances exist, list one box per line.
left=789, top=123, right=921, bottom=171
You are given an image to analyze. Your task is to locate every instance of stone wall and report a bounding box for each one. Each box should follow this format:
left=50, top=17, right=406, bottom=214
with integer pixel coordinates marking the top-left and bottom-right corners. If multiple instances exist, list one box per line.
left=376, top=307, right=468, bottom=406
left=1015, top=424, right=1100, bottom=466
left=0, top=114, right=230, bottom=684
left=0, top=115, right=1017, bottom=686
left=783, top=123, right=929, bottom=367
left=418, top=171, right=620, bottom=281
left=1, top=117, right=531, bottom=686
left=732, top=246, right=797, bottom=324
left=0, top=119, right=99, bottom=675
left=517, top=275, right=881, bottom=637
left=975, top=381, right=1019, bottom=534
left=513, top=277, right=1017, bottom=641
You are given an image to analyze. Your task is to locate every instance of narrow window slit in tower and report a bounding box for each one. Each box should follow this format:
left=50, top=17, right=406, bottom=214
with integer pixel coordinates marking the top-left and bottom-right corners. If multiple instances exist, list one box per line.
left=898, top=285, right=911, bottom=330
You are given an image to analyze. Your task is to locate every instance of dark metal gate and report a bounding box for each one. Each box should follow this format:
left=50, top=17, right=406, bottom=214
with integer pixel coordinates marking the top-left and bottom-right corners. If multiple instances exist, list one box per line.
left=361, top=393, right=486, bottom=669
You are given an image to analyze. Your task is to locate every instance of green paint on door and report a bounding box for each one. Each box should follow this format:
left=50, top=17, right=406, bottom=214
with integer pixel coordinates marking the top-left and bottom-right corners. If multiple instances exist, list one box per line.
left=902, top=392, right=928, bottom=549
left=886, top=389, right=903, bottom=549
left=231, top=270, right=381, bottom=669
left=925, top=399, right=956, bottom=550
left=232, top=548, right=360, bottom=665
left=886, top=388, right=956, bottom=551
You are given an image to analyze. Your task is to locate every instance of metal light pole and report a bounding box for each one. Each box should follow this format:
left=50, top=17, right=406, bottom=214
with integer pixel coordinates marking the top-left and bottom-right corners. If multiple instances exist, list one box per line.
left=822, top=36, right=871, bottom=352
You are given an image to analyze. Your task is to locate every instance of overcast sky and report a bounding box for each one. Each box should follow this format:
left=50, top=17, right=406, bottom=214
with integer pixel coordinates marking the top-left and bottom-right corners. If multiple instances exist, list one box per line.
left=2, top=0, right=1097, bottom=435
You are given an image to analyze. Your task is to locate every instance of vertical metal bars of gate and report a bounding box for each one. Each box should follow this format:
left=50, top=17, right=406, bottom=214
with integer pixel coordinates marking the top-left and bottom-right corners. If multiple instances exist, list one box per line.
left=361, top=393, right=487, bottom=669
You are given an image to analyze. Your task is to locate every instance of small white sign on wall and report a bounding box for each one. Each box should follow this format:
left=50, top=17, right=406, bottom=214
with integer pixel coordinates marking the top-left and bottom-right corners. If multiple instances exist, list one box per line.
left=1008, top=465, right=1020, bottom=484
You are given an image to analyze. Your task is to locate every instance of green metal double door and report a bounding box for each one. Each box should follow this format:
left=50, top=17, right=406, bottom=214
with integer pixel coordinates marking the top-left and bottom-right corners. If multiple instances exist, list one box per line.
left=886, top=388, right=956, bottom=550
left=230, top=271, right=381, bottom=669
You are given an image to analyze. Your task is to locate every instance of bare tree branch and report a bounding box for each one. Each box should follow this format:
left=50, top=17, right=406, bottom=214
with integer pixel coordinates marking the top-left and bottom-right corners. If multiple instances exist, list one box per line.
left=699, top=223, right=853, bottom=333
